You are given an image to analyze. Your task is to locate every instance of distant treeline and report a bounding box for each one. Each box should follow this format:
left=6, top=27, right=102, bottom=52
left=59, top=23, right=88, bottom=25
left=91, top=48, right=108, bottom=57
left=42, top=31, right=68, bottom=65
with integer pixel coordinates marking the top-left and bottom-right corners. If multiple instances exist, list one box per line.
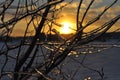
left=96, top=32, right=120, bottom=41
left=0, top=33, right=62, bottom=42
left=0, top=32, right=120, bottom=42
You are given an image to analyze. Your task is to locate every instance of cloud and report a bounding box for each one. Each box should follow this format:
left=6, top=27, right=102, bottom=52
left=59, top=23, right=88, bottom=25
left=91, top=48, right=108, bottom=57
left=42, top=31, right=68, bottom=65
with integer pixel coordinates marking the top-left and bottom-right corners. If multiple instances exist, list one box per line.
left=107, top=6, right=120, bottom=14
left=57, top=0, right=119, bottom=32
left=61, top=1, right=119, bottom=18
left=95, top=0, right=103, bottom=3
left=2, top=0, right=119, bottom=36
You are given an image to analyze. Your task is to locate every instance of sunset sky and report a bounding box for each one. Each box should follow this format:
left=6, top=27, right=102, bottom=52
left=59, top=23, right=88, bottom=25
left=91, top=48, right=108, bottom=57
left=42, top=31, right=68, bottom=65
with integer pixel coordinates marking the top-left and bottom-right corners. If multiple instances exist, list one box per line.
left=0, top=0, right=120, bottom=36
left=57, top=0, right=120, bottom=33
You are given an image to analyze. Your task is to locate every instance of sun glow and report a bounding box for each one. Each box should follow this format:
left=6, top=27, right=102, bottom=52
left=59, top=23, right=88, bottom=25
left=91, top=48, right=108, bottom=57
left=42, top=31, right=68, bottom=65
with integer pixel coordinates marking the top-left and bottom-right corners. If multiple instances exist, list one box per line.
left=60, top=22, right=74, bottom=34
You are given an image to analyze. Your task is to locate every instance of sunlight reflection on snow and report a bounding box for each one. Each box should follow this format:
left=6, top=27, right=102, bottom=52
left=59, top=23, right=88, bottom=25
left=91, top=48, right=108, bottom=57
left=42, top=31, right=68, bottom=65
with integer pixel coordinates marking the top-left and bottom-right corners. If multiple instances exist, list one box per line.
left=84, top=76, right=92, bottom=80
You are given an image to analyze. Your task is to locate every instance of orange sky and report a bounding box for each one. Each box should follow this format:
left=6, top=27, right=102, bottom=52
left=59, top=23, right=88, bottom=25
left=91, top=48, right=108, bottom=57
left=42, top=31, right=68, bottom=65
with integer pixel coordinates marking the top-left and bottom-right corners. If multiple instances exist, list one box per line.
left=4, top=0, right=119, bottom=37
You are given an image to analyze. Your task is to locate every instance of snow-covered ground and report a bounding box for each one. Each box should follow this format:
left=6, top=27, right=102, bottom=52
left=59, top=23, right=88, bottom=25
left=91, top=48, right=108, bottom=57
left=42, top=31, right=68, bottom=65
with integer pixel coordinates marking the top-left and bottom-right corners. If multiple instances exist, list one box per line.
left=0, top=39, right=120, bottom=80
left=50, top=39, right=120, bottom=80
left=84, top=47, right=120, bottom=80
left=64, top=46, right=120, bottom=80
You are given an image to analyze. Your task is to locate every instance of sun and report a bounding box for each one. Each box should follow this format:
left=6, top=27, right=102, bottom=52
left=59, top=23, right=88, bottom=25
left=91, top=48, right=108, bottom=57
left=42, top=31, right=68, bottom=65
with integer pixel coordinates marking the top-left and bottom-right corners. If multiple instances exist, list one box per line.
left=60, top=22, right=73, bottom=34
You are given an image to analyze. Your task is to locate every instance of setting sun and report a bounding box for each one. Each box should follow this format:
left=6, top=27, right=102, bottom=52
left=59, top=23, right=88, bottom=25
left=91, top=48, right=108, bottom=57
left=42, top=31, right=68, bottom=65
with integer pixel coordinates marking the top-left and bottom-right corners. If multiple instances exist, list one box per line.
left=60, top=22, right=75, bottom=34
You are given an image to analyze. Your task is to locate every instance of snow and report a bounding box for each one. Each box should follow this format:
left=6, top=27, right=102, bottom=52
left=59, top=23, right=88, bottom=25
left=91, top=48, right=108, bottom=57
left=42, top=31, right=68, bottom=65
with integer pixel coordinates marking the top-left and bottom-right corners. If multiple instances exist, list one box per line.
left=0, top=39, right=120, bottom=80
left=51, top=39, right=120, bottom=80
left=82, top=47, right=120, bottom=80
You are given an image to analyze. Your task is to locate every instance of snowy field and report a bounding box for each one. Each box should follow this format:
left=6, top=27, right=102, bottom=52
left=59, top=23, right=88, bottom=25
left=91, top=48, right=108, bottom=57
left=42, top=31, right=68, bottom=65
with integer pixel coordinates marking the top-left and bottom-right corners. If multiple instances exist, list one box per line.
left=52, top=39, right=120, bottom=80
left=0, top=39, right=120, bottom=80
